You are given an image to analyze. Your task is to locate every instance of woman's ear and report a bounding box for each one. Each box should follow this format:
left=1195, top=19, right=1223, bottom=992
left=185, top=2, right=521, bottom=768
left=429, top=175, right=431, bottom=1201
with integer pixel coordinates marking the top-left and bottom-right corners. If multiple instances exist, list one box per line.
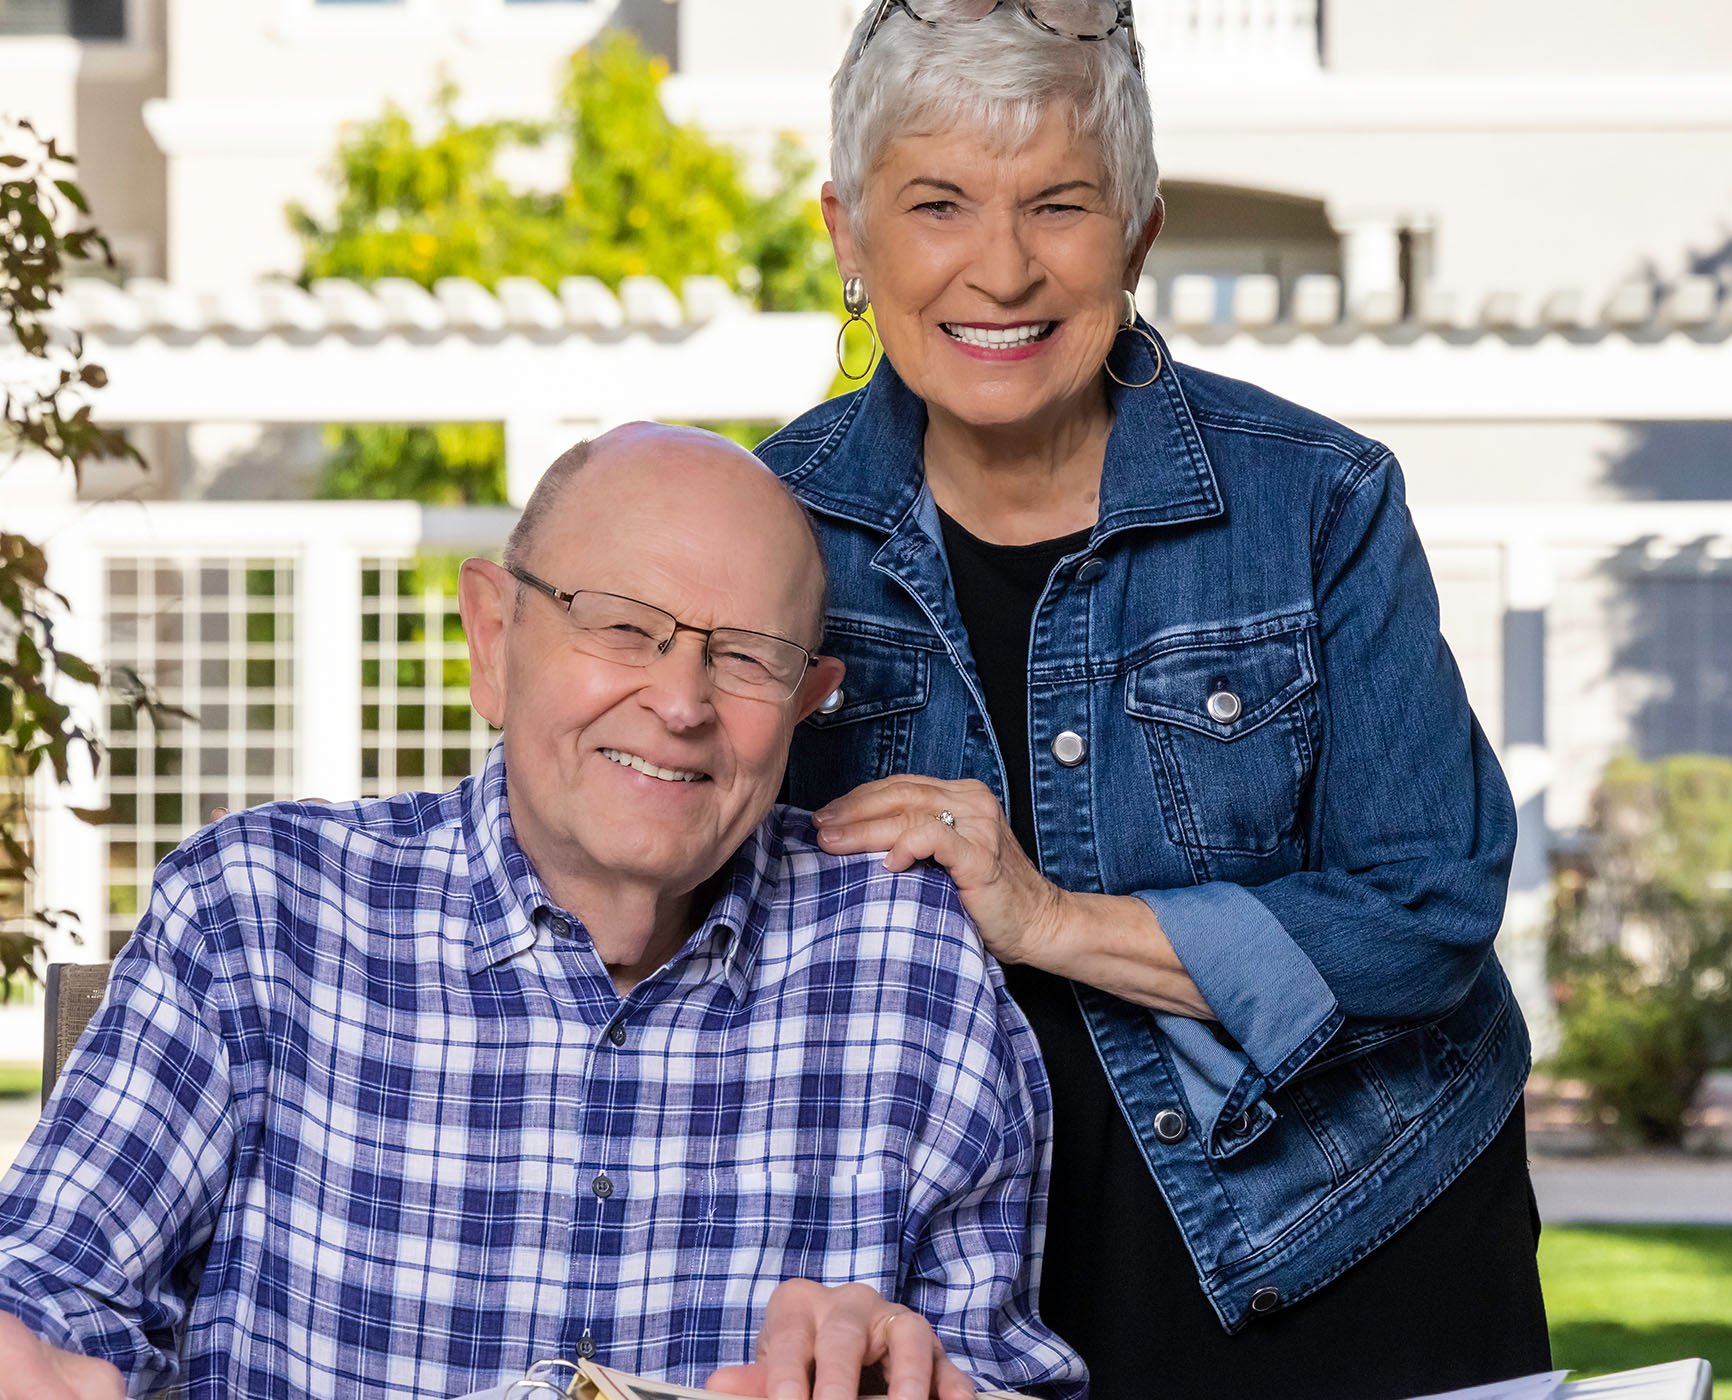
left=1127, top=194, right=1165, bottom=285
left=821, top=180, right=860, bottom=279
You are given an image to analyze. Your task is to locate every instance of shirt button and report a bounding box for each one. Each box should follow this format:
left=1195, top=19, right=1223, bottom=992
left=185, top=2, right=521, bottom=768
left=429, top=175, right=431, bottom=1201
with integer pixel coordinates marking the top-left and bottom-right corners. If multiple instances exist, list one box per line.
left=1051, top=730, right=1087, bottom=767
left=1153, top=1108, right=1189, bottom=1143
left=591, top=1173, right=615, bottom=1200
left=1207, top=689, right=1243, bottom=724
left=1250, top=1286, right=1283, bottom=1314
left=1225, top=1109, right=1255, bottom=1139
left=1076, top=557, right=1107, bottom=584
left=607, top=1023, right=627, bottom=1047
left=576, top=1334, right=597, bottom=1360
left=817, top=687, right=845, bottom=715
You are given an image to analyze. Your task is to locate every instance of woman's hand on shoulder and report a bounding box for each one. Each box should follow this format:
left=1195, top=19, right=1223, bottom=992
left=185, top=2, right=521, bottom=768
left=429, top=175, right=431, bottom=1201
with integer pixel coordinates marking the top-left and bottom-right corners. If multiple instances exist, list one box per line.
left=812, top=776, right=1067, bottom=968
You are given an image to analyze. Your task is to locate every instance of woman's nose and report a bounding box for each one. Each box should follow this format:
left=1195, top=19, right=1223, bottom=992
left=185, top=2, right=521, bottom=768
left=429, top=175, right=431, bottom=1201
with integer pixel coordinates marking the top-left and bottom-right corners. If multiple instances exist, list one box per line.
left=967, top=218, right=1041, bottom=303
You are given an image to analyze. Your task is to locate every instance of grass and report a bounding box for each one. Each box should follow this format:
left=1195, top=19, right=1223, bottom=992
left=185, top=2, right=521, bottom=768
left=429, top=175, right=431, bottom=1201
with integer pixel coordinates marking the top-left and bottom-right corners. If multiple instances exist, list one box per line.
left=1541, top=1225, right=1732, bottom=1399
left=0, top=1063, right=40, bottom=1101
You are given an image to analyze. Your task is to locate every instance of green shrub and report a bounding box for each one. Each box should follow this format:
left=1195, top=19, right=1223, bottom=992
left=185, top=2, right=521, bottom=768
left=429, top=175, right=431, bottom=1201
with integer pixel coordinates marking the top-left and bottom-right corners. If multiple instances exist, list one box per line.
left=1549, top=754, right=1732, bottom=1146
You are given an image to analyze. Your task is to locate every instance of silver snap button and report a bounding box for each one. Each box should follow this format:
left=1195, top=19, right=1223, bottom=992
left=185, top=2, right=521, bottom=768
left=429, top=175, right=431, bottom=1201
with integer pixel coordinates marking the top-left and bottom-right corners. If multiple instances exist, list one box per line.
left=1153, top=1108, right=1189, bottom=1143
left=607, top=1023, right=627, bottom=1047
left=1225, top=1109, right=1254, bottom=1139
left=1207, top=690, right=1243, bottom=724
left=591, top=1173, right=615, bottom=1200
left=1250, top=1286, right=1282, bottom=1314
left=1076, top=557, right=1107, bottom=584
left=1051, top=730, right=1087, bottom=767
left=817, top=688, right=844, bottom=715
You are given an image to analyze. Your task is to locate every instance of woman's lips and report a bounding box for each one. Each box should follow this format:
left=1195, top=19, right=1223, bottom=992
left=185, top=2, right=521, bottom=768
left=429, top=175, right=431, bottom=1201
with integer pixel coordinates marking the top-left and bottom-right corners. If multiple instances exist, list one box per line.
left=939, top=320, right=1059, bottom=361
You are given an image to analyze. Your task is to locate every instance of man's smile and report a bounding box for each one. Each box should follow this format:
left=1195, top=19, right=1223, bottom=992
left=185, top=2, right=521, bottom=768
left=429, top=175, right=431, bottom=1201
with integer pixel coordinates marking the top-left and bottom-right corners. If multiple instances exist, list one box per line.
left=600, top=747, right=710, bottom=783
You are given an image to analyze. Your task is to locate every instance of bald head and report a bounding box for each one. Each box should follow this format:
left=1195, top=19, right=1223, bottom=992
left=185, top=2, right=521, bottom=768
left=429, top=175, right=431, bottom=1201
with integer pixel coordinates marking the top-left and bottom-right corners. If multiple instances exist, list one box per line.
left=504, top=423, right=828, bottom=643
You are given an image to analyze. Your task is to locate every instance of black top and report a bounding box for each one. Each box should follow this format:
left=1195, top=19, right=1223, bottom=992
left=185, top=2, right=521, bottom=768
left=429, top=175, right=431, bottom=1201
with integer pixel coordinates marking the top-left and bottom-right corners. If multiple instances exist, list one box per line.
left=933, top=508, right=1550, bottom=1400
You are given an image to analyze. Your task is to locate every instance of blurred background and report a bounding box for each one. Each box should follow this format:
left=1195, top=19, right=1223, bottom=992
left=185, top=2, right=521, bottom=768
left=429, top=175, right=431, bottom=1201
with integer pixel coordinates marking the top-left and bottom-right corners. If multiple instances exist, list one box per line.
left=2, top=0, right=1731, bottom=1173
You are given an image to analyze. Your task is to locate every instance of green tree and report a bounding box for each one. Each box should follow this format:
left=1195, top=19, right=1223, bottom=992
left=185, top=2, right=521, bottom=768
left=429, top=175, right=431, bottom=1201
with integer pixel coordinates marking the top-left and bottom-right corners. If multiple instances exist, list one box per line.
left=1, top=119, right=149, bottom=992
left=1549, top=754, right=1732, bottom=1145
left=293, top=33, right=836, bottom=501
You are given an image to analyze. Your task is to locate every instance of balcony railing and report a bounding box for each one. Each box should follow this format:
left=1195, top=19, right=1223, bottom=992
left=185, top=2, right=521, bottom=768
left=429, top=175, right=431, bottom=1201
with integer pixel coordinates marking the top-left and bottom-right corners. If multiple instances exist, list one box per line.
left=0, top=0, right=124, bottom=39
left=1140, top=0, right=1321, bottom=71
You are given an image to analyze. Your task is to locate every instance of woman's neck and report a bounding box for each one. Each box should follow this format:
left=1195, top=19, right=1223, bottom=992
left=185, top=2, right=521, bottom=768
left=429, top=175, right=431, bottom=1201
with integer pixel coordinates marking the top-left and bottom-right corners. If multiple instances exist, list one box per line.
left=923, top=385, right=1114, bottom=546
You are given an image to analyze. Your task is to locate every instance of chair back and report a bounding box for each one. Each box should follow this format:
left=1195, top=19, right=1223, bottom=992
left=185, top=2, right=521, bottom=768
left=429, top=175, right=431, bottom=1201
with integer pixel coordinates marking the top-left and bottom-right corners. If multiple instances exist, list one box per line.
left=41, top=961, right=114, bottom=1106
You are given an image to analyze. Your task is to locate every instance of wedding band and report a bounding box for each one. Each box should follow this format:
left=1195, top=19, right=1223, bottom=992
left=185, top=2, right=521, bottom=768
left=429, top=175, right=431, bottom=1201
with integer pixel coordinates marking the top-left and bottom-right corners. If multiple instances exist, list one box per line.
left=937, top=810, right=956, bottom=828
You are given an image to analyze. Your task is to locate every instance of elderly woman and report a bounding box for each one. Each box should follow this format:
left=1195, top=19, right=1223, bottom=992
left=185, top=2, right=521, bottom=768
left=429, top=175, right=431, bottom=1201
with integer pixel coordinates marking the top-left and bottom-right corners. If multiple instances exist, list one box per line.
left=742, top=2, right=1553, bottom=1398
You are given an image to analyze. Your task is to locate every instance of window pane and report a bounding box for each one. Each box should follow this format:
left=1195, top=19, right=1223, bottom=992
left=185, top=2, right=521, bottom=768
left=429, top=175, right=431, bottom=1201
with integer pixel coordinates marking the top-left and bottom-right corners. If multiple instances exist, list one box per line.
left=0, top=0, right=125, bottom=38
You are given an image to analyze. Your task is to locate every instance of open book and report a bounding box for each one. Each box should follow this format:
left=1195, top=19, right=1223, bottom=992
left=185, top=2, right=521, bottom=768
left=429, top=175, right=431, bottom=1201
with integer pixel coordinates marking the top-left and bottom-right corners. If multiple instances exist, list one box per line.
left=1408, top=1359, right=1713, bottom=1400
left=462, top=1357, right=1035, bottom=1400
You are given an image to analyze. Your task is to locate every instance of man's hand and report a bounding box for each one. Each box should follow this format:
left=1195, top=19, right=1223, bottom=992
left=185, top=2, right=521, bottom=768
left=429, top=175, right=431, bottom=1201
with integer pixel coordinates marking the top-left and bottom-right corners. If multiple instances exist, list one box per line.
left=0, top=1312, right=123, bottom=1400
left=705, top=1281, right=975, bottom=1400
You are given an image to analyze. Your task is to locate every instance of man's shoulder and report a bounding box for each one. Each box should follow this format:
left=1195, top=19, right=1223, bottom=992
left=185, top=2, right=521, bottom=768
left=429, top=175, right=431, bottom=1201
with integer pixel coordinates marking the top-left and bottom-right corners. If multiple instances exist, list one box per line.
left=164, top=783, right=471, bottom=891
left=755, top=805, right=988, bottom=970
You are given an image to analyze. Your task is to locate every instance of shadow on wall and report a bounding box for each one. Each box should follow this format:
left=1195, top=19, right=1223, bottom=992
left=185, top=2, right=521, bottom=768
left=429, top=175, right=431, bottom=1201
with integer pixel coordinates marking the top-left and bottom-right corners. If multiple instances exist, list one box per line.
left=1601, top=536, right=1732, bottom=761
left=1600, top=422, right=1732, bottom=500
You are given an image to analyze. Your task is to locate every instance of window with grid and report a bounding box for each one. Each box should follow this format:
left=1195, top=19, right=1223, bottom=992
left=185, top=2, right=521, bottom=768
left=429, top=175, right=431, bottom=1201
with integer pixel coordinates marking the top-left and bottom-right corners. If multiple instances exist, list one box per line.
left=361, top=557, right=496, bottom=798
left=103, top=559, right=297, bottom=955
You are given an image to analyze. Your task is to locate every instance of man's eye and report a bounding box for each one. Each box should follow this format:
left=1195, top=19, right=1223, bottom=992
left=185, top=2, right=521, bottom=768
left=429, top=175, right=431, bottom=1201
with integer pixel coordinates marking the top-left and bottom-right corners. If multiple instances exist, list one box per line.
left=600, top=622, right=657, bottom=641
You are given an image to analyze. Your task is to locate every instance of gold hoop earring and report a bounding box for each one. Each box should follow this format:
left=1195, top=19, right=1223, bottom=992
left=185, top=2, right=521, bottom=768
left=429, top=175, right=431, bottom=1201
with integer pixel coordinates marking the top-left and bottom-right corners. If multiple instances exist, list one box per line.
left=836, top=275, right=879, bottom=381
left=1105, top=288, right=1164, bottom=390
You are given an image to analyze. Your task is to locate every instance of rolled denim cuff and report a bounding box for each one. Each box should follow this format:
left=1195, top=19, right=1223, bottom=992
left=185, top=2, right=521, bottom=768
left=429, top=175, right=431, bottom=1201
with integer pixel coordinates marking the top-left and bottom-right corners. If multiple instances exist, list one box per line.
left=1140, top=881, right=1341, bottom=1094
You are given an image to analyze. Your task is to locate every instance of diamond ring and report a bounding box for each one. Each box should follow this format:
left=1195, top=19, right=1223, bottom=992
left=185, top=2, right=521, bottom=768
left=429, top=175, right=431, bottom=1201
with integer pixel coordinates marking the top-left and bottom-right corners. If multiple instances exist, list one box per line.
left=937, top=810, right=956, bottom=828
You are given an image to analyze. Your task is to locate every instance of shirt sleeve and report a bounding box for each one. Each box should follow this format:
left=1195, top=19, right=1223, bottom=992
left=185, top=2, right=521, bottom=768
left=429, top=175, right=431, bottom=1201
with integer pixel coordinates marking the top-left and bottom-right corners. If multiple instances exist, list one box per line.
left=0, top=850, right=240, bottom=1395
left=896, top=962, right=1088, bottom=1400
left=1139, top=447, right=1517, bottom=1138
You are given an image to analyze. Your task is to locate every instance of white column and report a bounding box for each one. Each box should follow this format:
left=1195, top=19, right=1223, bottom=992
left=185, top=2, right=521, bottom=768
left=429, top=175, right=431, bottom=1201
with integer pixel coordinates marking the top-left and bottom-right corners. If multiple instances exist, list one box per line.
left=294, top=538, right=363, bottom=802
left=1333, top=208, right=1404, bottom=314
left=1499, top=537, right=1558, bottom=1057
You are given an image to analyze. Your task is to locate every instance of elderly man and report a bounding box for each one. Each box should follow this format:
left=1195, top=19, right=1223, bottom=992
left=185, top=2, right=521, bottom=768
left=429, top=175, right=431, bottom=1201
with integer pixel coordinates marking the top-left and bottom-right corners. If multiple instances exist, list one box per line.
left=0, top=426, right=1083, bottom=1400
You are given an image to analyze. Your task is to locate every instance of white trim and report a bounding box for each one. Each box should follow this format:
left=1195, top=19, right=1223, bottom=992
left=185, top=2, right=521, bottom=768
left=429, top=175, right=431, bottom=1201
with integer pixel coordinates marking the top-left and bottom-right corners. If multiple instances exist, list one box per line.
left=455, top=0, right=617, bottom=45
left=143, top=96, right=380, bottom=157
left=266, top=0, right=442, bottom=48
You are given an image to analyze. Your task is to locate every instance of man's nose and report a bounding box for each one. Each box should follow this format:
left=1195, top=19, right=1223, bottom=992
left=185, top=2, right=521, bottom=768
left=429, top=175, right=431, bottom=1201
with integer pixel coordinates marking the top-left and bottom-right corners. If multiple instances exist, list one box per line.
left=641, top=631, right=715, bottom=729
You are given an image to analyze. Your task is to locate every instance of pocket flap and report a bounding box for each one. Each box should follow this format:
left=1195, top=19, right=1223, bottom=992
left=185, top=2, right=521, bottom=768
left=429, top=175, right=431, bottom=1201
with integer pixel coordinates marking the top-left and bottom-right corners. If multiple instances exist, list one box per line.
left=805, top=625, right=932, bottom=730
left=1126, top=619, right=1317, bottom=740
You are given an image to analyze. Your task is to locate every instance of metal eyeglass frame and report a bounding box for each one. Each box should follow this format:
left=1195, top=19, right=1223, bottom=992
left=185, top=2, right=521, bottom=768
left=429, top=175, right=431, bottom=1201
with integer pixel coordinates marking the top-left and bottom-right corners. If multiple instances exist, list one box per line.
left=859, top=0, right=1143, bottom=77
left=507, top=566, right=815, bottom=701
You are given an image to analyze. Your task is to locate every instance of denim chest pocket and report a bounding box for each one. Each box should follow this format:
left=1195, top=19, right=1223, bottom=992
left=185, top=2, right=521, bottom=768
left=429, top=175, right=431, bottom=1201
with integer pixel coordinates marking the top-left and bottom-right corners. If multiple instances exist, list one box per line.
left=789, top=625, right=932, bottom=806
left=1124, top=618, right=1320, bottom=855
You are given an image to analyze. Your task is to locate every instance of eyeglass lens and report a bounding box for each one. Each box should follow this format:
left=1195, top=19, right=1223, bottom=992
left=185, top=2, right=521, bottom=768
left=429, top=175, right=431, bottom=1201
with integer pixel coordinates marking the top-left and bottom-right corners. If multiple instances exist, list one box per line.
left=563, top=592, right=807, bottom=699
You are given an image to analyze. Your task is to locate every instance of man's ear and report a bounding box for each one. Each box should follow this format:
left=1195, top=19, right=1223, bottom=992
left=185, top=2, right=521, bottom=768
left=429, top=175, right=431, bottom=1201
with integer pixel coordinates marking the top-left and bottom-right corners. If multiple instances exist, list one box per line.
left=792, top=654, right=847, bottom=725
left=1126, top=194, right=1165, bottom=285
left=459, top=557, right=513, bottom=727
left=821, top=180, right=860, bottom=281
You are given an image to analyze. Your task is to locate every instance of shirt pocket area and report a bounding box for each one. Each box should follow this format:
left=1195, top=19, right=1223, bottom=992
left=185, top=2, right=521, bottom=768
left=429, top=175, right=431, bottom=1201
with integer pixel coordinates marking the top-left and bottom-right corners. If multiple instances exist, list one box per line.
left=789, top=621, right=932, bottom=805
left=1124, top=615, right=1320, bottom=856
left=699, top=1167, right=908, bottom=1305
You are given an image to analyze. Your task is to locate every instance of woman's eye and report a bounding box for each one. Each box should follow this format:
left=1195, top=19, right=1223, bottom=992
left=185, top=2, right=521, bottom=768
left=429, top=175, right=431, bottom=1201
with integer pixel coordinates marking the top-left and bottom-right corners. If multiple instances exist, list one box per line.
left=1037, top=203, right=1085, bottom=216
left=913, top=199, right=959, bottom=217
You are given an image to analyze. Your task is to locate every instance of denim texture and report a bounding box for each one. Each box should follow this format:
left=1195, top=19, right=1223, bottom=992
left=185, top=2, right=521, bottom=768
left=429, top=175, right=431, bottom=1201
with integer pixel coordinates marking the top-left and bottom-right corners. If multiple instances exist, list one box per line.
left=757, top=326, right=1530, bottom=1332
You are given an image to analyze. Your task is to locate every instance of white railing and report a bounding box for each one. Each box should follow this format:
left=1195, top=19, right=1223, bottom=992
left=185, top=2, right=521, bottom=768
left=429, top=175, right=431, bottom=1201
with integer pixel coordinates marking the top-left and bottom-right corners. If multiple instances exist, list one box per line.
left=1139, top=0, right=1321, bottom=72
left=15, top=498, right=1732, bottom=1059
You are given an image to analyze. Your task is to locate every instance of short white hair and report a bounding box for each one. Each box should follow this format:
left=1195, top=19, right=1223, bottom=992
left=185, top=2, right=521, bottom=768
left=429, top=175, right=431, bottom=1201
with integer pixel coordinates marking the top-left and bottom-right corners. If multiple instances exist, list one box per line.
left=830, top=2, right=1160, bottom=248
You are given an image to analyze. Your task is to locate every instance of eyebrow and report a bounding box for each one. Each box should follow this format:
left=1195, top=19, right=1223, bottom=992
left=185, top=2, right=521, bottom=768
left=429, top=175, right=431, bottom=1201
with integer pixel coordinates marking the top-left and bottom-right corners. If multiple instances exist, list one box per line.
left=896, top=177, right=1101, bottom=202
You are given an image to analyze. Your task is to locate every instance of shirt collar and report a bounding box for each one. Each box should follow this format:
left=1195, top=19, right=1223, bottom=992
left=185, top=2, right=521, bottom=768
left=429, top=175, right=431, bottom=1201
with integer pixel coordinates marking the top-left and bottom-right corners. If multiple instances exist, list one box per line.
left=776, top=323, right=1224, bottom=540
left=462, top=740, right=781, bottom=995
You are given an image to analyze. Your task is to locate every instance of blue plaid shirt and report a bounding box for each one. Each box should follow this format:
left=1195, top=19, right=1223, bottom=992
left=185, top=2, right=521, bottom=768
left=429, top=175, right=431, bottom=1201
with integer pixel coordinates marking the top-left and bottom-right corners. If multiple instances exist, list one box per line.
left=0, top=744, right=1083, bottom=1399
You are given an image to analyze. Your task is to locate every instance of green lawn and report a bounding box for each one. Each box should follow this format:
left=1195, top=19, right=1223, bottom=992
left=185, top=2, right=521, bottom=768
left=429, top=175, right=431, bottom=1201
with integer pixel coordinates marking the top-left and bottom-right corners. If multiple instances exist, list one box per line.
left=1542, top=1225, right=1732, bottom=1398
left=0, top=1063, right=40, bottom=1101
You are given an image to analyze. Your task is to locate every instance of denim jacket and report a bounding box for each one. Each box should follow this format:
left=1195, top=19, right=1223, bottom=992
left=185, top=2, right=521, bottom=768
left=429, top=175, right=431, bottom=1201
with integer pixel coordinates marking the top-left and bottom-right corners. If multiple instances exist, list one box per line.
left=756, top=326, right=1531, bottom=1333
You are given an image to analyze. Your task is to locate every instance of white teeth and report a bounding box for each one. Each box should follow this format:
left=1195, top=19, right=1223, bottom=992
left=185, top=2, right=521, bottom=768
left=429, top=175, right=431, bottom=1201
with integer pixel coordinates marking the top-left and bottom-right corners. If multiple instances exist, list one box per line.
left=943, top=322, right=1054, bottom=348
left=601, top=748, right=706, bottom=783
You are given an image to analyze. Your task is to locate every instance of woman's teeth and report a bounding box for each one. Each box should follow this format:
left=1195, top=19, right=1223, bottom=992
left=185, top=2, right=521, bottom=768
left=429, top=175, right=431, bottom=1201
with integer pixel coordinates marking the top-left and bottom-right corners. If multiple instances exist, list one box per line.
left=601, top=748, right=706, bottom=783
left=942, top=322, right=1055, bottom=348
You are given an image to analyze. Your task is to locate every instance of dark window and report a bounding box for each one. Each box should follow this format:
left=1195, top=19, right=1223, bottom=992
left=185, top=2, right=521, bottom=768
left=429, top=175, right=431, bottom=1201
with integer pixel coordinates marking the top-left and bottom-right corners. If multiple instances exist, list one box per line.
left=0, top=0, right=126, bottom=38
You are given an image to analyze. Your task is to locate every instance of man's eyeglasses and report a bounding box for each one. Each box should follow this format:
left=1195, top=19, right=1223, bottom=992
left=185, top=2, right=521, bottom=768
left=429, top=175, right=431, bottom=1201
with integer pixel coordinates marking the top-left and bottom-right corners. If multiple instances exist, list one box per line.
left=860, top=0, right=1142, bottom=77
left=509, top=567, right=815, bottom=703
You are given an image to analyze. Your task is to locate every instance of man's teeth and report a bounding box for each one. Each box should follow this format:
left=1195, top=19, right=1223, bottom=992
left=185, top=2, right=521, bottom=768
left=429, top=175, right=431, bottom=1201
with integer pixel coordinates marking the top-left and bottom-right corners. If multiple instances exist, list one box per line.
left=943, top=322, right=1054, bottom=348
left=601, top=748, right=706, bottom=783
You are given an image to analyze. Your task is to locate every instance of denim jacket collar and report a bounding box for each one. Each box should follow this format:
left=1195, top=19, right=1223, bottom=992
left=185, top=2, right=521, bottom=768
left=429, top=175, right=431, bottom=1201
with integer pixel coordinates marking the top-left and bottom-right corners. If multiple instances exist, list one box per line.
left=780, top=324, right=1225, bottom=541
